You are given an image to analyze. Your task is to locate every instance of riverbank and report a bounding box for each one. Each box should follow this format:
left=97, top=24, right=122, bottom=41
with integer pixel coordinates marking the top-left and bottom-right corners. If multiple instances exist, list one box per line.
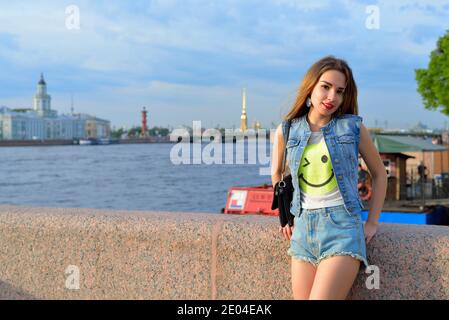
left=0, top=137, right=171, bottom=147
left=0, top=134, right=273, bottom=147
left=0, top=139, right=74, bottom=147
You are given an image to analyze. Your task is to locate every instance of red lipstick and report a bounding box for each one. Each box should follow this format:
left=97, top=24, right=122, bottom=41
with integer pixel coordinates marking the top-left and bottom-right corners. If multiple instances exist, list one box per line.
left=322, top=102, right=334, bottom=110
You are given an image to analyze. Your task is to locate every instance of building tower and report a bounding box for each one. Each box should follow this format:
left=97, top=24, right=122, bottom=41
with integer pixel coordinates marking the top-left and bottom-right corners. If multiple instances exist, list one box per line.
left=240, top=88, right=248, bottom=132
left=252, top=120, right=261, bottom=130
left=71, top=93, right=74, bottom=115
left=141, top=107, right=148, bottom=137
left=33, top=73, right=52, bottom=117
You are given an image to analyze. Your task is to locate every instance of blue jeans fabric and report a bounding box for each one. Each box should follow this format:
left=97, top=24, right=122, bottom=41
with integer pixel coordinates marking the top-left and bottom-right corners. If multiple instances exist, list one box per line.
left=287, top=204, right=369, bottom=269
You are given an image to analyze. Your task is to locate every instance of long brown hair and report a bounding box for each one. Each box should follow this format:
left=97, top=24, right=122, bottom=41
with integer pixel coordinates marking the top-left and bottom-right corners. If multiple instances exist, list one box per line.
left=284, top=56, right=358, bottom=121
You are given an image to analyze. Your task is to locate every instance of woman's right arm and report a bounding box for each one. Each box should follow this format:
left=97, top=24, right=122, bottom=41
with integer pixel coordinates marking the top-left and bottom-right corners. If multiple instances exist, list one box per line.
left=271, top=123, right=285, bottom=186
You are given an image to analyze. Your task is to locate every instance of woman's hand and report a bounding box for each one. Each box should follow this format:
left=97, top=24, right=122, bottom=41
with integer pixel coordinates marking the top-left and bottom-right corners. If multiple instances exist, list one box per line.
left=364, top=220, right=379, bottom=244
left=279, top=225, right=293, bottom=240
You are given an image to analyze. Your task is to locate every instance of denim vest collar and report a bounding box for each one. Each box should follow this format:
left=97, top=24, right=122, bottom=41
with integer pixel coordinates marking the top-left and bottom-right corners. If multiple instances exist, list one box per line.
left=296, top=113, right=337, bottom=134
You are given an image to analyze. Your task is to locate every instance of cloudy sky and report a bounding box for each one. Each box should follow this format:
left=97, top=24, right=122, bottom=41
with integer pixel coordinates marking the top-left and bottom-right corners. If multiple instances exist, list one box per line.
left=0, top=0, right=448, bottom=130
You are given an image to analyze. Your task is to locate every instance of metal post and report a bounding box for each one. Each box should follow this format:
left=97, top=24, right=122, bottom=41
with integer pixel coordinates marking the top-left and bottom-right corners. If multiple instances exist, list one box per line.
left=421, top=151, right=425, bottom=210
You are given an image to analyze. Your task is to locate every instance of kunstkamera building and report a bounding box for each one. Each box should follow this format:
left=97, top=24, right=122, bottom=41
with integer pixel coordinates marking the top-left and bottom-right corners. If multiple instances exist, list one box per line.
left=0, top=74, right=110, bottom=140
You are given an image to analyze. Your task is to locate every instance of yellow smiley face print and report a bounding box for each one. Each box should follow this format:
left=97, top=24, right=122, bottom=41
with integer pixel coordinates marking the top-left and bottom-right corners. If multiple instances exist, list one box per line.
left=298, top=138, right=337, bottom=195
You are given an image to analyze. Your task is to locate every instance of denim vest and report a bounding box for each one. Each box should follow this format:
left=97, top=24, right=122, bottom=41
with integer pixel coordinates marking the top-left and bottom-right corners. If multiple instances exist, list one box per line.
left=282, top=114, right=364, bottom=217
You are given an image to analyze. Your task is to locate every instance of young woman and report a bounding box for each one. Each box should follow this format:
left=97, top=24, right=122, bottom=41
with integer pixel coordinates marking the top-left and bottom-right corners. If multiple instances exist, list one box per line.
left=271, top=56, right=387, bottom=300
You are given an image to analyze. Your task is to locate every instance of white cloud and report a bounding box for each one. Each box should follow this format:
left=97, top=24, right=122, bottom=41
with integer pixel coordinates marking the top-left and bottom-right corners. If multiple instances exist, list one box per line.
left=0, top=0, right=448, bottom=128
left=399, top=38, right=438, bottom=56
left=339, top=0, right=448, bottom=57
left=271, top=0, right=331, bottom=12
left=0, top=1, right=352, bottom=72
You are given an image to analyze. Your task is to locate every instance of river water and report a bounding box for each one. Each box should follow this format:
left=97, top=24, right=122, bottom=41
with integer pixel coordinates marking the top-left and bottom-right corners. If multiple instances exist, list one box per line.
left=0, top=143, right=272, bottom=213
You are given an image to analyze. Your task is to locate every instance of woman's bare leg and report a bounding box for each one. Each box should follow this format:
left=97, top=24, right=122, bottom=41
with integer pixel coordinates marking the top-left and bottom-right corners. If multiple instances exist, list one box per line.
left=309, top=256, right=360, bottom=300
left=291, top=257, right=317, bottom=300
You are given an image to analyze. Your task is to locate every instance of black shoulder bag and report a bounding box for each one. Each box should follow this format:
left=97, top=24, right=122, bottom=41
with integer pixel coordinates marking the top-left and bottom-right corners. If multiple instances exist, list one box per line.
left=271, top=120, right=295, bottom=227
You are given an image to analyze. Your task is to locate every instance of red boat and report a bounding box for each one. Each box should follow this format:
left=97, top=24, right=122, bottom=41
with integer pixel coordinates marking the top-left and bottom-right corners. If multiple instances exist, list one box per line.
left=223, top=168, right=372, bottom=216
left=223, top=184, right=277, bottom=216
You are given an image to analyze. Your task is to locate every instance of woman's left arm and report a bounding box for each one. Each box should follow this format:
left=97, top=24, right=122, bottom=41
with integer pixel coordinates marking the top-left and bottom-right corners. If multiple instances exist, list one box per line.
left=359, top=123, right=388, bottom=244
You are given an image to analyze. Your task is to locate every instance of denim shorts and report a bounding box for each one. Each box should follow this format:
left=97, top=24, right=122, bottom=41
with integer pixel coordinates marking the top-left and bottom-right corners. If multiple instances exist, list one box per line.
left=287, top=204, right=369, bottom=269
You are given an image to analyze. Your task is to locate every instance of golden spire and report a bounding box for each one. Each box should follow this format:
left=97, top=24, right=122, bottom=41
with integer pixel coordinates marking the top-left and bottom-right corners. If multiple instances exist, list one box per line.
left=240, top=88, right=248, bottom=131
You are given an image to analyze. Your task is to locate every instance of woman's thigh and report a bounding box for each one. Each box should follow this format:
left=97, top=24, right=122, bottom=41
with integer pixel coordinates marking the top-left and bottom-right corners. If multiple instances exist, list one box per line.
left=309, top=255, right=360, bottom=300
left=291, top=257, right=317, bottom=300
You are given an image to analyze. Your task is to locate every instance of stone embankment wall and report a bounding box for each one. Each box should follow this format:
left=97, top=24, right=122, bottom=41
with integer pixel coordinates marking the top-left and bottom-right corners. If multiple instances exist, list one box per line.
left=0, top=205, right=447, bottom=299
